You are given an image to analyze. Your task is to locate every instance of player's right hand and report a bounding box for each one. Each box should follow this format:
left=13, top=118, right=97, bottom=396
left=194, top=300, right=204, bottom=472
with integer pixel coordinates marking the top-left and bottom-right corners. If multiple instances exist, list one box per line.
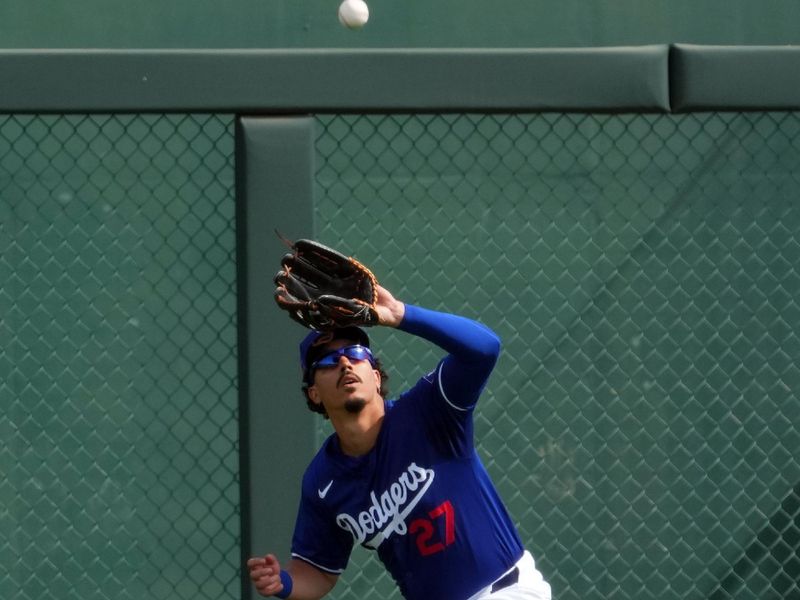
left=247, top=554, right=285, bottom=597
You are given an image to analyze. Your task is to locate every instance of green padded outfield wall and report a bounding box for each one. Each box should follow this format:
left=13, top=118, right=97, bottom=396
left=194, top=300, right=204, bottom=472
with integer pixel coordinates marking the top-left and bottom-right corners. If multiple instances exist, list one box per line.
left=3, top=0, right=800, bottom=49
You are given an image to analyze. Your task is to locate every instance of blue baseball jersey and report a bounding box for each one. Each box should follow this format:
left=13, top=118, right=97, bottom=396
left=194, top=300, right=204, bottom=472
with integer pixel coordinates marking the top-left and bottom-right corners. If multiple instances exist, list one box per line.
left=290, top=305, right=524, bottom=600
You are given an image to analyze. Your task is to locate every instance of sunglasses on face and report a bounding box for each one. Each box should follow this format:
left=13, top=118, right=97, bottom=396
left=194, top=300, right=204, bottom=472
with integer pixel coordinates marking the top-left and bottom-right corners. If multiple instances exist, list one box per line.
left=310, top=345, right=376, bottom=371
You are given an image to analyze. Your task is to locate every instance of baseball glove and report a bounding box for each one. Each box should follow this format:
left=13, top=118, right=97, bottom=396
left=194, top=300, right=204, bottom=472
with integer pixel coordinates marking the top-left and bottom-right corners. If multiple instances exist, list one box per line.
left=274, top=237, right=380, bottom=330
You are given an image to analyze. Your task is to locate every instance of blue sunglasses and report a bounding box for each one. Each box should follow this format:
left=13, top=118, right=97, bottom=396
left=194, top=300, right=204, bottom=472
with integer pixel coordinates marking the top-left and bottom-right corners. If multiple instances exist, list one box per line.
left=310, top=344, right=376, bottom=370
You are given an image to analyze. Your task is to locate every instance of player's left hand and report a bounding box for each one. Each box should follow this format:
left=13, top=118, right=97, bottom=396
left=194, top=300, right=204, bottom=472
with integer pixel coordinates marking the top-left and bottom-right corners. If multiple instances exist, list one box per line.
left=374, top=284, right=405, bottom=327
left=274, top=237, right=380, bottom=330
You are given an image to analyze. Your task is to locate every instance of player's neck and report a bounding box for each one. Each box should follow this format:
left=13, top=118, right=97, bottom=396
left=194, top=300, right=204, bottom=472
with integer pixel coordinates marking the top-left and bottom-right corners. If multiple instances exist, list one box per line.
left=331, top=400, right=385, bottom=457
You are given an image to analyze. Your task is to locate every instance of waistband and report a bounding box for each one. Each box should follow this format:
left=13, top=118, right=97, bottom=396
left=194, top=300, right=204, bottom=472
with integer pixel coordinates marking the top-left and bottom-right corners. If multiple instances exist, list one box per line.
left=465, top=550, right=551, bottom=600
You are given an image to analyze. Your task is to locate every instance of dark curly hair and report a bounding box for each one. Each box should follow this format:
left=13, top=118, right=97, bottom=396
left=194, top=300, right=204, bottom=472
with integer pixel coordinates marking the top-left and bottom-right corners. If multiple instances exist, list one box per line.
left=301, top=356, right=390, bottom=419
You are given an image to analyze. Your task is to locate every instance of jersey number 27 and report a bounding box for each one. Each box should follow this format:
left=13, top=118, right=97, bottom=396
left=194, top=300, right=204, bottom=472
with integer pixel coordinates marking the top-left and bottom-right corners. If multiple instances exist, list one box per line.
left=409, top=500, right=455, bottom=556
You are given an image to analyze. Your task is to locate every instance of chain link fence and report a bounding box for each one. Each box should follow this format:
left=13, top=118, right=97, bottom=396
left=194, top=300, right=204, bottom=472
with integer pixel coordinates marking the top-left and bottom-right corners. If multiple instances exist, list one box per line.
left=2, top=109, right=799, bottom=600
left=314, top=112, right=800, bottom=600
left=0, top=114, right=240, bottom=600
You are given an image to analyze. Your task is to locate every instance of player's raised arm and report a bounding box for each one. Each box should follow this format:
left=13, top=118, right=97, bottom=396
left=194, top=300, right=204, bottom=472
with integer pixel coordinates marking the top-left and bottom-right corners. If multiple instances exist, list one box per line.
left=247, top=554, right=337, bottom=600
left=369, top=281, right=500, bottom=409
left=396, top=301, right=501, bottom=409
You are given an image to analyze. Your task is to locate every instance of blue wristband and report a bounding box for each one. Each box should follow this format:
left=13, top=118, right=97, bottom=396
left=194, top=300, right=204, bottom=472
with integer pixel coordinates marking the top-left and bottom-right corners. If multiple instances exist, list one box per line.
left=275, top=570, right=293, bottom=599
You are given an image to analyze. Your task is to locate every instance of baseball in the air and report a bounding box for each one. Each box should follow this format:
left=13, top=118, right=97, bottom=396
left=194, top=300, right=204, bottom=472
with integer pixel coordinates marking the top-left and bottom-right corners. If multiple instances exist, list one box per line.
left=338, top=0, right=369, bottom=29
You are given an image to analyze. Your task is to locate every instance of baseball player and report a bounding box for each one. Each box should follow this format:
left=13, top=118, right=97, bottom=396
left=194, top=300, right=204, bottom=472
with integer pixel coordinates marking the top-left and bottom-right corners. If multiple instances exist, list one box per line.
left=248, top=283, right=552, bottom=599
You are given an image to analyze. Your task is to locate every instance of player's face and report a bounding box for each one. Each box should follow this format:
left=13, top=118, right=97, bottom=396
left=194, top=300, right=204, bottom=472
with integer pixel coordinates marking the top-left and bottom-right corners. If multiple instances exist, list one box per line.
left=307, top=339, right=382, bottom=416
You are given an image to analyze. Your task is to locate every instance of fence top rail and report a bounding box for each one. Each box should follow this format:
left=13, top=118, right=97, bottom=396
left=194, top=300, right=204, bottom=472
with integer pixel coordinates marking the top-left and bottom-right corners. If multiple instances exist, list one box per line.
left=671, top=44, right=800, bottom=111
left=1, top=45, right=799, bottom=113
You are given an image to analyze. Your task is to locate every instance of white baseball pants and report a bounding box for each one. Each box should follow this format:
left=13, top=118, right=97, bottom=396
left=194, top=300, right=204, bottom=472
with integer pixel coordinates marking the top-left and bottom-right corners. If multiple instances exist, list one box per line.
left=466, top=551, right=552, bottom=600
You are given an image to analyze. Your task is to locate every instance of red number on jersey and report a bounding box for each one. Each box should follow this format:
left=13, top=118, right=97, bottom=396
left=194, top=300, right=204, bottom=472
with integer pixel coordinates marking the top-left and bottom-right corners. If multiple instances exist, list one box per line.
left=409, top=500, right=455, bottom=556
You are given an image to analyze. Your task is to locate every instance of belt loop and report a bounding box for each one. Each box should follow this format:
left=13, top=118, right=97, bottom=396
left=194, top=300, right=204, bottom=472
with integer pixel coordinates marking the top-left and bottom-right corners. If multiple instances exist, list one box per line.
left=490, top=566, right=519, bottom=594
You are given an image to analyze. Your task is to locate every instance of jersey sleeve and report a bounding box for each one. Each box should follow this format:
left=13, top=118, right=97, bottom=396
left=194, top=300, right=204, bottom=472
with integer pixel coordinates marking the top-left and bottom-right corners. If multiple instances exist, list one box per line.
left=290, top=470, right=354, bottom=574
left=397, top=303, right=501, bottom=410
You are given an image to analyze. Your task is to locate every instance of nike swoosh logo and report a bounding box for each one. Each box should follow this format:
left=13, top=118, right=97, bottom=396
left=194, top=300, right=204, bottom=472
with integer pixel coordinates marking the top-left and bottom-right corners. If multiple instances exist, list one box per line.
left=318, top=480, right=334, bottom=499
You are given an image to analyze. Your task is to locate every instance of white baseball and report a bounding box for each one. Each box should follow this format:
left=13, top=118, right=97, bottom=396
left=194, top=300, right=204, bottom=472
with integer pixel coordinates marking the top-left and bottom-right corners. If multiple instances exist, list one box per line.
left=338, top=0, right=369, bottom=29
